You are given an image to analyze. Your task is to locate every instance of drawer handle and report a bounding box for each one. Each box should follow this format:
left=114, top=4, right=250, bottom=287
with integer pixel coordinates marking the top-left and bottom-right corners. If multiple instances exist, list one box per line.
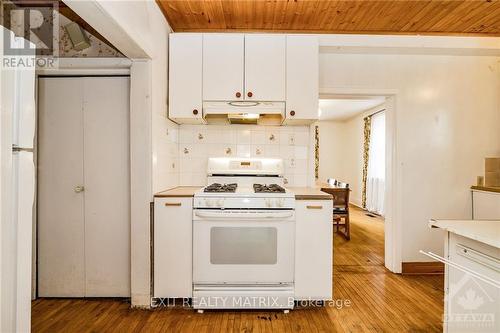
left=165, top=202, right=182, bottom=206
left=307, top=205, right=323, bottom=209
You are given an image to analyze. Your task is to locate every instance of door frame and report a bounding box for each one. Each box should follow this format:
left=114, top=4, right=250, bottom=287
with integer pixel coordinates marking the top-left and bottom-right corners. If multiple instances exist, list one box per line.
left=319, top=87, right=402, bottom=273
left=33, top=59, right=133, bottom=298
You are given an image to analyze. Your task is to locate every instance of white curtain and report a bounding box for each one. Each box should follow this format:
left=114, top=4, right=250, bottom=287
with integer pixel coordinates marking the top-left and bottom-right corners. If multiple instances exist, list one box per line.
left=366, top=111, right=385, bottom=216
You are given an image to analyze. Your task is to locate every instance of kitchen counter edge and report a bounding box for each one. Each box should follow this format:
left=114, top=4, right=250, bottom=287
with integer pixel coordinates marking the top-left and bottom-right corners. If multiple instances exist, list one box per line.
left=471, top=185, right=500, bottom=193
left=429, top=219, right=500, bottom=249
left=154, top=186, right=203, bottom=198
left=154, top=186, right=332, bottom=200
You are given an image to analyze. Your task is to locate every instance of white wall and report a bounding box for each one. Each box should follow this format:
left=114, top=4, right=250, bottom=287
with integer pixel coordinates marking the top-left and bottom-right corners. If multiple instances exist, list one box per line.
left=320, top=52, right=500, bottom=262
left=178, top=124, right=311, bottom=186
left=317, top=104, right=385, bottom=207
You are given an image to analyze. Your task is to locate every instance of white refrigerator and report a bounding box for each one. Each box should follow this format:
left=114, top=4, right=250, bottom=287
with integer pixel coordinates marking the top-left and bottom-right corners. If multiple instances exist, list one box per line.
left=0, top=28, right=36, bottom=333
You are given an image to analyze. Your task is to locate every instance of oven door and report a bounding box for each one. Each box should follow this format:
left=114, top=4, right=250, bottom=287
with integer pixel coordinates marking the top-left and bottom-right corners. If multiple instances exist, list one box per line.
left=193, top=209, right=295, bottom=285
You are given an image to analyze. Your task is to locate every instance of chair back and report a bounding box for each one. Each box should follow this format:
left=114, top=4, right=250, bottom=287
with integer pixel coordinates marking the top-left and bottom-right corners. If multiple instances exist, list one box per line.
left=327, top=178, right=337, bottom=186
left=331, top=182, right=350, bottom=211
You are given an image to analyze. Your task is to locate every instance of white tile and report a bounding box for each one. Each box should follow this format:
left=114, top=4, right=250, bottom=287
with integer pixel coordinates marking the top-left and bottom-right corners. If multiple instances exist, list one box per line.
left=237, top=129, right=251, bottom=144
left=251, top=131, right=266, bottom=145
left=294, top=159, right=308, bottom=174
left=266, top=145, right=280, bottom=158
left=294, top=146, right=308, bottom=159
left=179, top=128, right=193, bottom=144
left=251, top=145, right=266, bottom=157
left=193, top=129, right=208, bottom=144
left=280, top=146, right=295, bottom=159
left=265, top=128, right=280, bottom=145
left=236, top=144, right=251, bottom=157
left=179, top=157, right=193, bottom=173
left=294, top=131, right=310, bottom=146
left=294, top=174, right=308, bottom=186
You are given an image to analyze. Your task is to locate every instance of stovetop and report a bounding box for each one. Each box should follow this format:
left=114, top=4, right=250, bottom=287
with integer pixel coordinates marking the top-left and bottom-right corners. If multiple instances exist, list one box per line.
left=253, top=183, right=286, bottom=193
left=204, top=183, right=237, bottom=193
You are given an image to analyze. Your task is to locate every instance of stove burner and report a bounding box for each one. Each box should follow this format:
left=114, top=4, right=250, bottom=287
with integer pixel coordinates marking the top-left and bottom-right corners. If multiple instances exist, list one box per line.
left=253, top=184, right=286, bottom=193
left=204, top=183, right=237, bottom=193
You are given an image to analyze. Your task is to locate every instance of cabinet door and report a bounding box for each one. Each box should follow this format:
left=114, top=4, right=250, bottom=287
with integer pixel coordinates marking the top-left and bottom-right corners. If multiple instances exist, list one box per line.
left=154, top=197, right=193, bottom=298
left=295, top=200, right=333, bottom=300
left=169, top=34, right=203, bottom=123
left=285, top=35, right=319, bottom=123
left=244, top=34, right=286, bottom=101
left=203, top=34, right=244, bottom=101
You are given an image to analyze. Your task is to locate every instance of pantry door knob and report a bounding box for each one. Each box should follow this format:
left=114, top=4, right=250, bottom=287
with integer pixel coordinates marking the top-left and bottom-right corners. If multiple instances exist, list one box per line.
left=193, top=109, right=199, bottom=115
left=290, top=110, right=296, bottom=116
left=247, top=91, right=253, bottom=98
left=236, top=92, right=241, bottom=98
left=74, top=185, right=85, bottom=193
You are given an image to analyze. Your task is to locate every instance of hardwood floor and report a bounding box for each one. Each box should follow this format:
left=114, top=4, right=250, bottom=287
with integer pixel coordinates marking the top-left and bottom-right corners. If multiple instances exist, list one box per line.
left=32, top=206, right=444, bottom=332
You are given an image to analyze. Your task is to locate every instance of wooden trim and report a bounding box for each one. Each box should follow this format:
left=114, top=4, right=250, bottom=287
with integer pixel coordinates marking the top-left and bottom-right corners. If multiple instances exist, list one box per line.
left=402, top=262, right=444, bottom=275
left=295, top=195, right=332, bottom=200
left=471, top=185, right=500, bottom=194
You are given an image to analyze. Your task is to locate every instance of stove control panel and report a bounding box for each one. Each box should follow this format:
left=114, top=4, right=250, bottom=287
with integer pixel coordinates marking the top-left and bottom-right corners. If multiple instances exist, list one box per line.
left=194, top=196, right=295, bottom=209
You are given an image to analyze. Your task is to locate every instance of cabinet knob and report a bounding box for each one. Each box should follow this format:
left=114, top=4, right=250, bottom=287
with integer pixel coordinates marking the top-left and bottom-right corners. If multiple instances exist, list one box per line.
left=236, top=92, right=241, bottom=98
left=290, top=110, right=296, bottom=116
left=247, top=92, right=253, bottom=98
left=193, top=109, right=198, bottom=115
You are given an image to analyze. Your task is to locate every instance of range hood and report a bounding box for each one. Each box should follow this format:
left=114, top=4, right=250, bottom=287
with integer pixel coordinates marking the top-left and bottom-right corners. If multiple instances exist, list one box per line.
left=203, top=101, right=285, bottom=125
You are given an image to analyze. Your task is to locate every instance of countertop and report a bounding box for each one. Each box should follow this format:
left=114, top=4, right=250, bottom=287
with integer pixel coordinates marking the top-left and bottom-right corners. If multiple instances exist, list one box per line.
left=154, top=186, right=332, bottom=200
left=154, top=186, right=202, bottom=197
left=429, top=219, right=500, bottom=249
left=471, top=185, right=500, bottom=194
left=285, top=187, right=333, bottom=200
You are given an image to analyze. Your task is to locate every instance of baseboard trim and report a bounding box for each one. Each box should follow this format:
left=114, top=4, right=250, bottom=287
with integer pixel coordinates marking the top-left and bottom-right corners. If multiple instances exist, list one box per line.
left=401, top=262, right=444, bottom=275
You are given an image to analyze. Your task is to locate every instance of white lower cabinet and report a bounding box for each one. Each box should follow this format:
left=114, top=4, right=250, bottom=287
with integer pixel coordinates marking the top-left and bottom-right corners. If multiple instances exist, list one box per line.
left=445, top=233, right=500, bottom=333
left=154, top=197, right=193, bottom=298
left=472, top=190, right=500, bottom=220
left=294, top=200, right=333, bottom=300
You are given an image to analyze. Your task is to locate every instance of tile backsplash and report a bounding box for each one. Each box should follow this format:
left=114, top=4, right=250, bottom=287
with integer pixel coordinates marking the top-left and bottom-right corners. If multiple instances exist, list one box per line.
left=177, top=124, right=312, bottom=186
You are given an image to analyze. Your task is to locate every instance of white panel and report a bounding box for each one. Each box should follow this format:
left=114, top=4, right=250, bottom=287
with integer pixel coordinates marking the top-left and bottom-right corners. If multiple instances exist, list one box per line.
left=244, top=34, right=286, bottom=101
left=83, top=77, right=131, bottom=297
left=203, top=34, right=244, bottom=101
left=473, top=191, right=500, bottom=220
left=294, top=200, right=333, bottom=300
left=169, top=34, right=203, bottom=122
left=154, top=198, right=193, bottom=298
left=285, top=35, right=319, bottom=122
left=38, top=78, right=85, bottom=297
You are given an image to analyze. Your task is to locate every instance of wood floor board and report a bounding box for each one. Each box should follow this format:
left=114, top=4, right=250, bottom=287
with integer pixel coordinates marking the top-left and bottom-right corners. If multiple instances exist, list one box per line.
left=32, top=206, right=444, bottom=332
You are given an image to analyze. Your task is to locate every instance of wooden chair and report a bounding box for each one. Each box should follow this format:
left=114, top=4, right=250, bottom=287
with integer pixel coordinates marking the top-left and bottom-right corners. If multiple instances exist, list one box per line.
left=331, top=182, right=350, bottom=240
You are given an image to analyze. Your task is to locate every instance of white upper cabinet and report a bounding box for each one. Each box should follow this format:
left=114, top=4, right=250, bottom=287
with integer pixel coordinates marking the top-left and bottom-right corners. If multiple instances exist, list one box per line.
left=203, top=34, right=245, bottom=101
left=244, top=34, right=286, bottom=101
left=284, top=35, right=319, bottom=123
left=168, top=33, right=319, bottom=124
left=169, top=33, right=204, bottom=123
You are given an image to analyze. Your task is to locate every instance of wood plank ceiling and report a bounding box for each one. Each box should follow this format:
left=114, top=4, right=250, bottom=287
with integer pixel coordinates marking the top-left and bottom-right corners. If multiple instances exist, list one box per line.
left=157, top=0, right=500, bottom=36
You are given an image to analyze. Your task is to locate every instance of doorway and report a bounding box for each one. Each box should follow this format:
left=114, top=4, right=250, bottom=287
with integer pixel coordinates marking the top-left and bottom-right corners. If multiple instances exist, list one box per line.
left=316, top=92, right=398, bottom=272
left=36, top=76, right=131, bottom=297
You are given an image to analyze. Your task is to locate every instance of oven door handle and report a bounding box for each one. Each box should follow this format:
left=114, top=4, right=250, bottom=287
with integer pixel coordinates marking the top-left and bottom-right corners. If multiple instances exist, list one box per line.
left=194, top=210, right=294, bottom=220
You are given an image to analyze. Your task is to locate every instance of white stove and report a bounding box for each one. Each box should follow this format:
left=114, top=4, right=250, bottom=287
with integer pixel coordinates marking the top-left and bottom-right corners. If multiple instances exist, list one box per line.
left=192, top=157, right=296, bottom=311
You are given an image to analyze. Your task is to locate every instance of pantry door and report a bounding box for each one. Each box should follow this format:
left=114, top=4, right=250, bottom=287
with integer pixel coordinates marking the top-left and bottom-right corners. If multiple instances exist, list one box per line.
left=37, top=76, right=130, bottom=297
left=38, top=77, right=86, bottom=297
